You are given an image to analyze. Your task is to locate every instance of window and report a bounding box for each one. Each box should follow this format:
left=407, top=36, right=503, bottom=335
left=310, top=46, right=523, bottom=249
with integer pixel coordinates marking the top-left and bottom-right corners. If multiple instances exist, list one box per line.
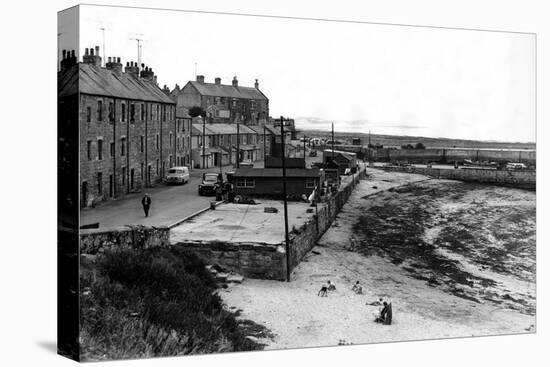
left=169, top=133, right=173, bottom=147
left=177, top=120, right=181, bottom=132
left=306, top=179, right=316, bottom=189
left=141, top=103, right=145, bottom=121
left=130, top=104, right=135, bottom=123
left=130, top=168, right=135, bottom=189
left=156, top=159, right=159, bottom=175
left=156, top=105, right=159, bottom=120
left=108, top=102, right=114, bottom=122
left=140, top=163, right=144, bottom=180
left=110, top=142, right=115, bottom=157
left=162, top=105, right=166, bottom=122
left=121, top=103, right=126, bottom=122
left=140, top=136, right=144, bottom=153
left=97, top=139, right=103, bottom=160
left=169, top=155, right=173, bottom=167
left=97, top=101, right=103, bottom=121
left=122, top=167, right=126, bottom=186
left=97, top=172, right=103, bottom=195
left=156, top=134, right=159, bottom=150
left=121, top=137, right=126, bottom=156
left=86, top=107, right=91, bottom=122
left=236, top=178, right=255, bottom=188
left=87, top=141, right=92, bottom=161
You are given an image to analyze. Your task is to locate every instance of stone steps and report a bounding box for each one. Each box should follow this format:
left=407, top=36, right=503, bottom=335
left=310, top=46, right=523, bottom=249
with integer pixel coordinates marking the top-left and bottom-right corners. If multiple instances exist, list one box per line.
left=205, top=264, right=244, bottom=284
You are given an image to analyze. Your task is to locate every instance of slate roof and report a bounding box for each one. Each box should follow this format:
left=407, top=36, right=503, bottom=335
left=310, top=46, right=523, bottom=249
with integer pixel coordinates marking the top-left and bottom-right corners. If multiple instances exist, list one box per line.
left=192, top=123, right=257, bottom=135
left=58, top=63, right=175, bottom=104
left=233, top=168, right=321, bottom=178
left=186, top=81, right=268, bottom=100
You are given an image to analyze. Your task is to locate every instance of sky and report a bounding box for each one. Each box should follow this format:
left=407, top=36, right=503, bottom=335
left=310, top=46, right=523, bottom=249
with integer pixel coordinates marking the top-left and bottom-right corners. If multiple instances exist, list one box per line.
left=58, top=5, right=536, bottom=143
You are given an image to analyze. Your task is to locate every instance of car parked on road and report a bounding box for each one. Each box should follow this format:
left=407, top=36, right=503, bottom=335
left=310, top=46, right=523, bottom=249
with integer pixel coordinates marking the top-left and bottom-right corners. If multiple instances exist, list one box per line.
left=198, top=173, right=220, bottom=196
left=165, top=166, right=190, bottom=185
left=506, top=162, right=528, bottom=170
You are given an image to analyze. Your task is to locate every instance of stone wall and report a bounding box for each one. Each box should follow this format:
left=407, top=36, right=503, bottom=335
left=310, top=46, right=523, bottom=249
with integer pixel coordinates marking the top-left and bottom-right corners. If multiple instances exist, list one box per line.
left=80, top=225, right=170, bottom=254
left=287, top=168, right=367, bottom=272
left=334, top=145, right=536, bottom=167
left=379, top=166, right=536, bottom=190
left=172, top=240, right=287, bottom=280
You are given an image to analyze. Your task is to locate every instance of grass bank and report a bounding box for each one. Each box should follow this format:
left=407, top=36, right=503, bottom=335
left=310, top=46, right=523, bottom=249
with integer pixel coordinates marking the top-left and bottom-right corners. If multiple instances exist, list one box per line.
left=79, top=247, right=264, bottom=361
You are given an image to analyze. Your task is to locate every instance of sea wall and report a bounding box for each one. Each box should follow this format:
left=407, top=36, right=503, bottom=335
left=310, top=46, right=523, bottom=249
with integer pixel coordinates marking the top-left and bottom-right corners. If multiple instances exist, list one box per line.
left=334, top=145, right=536, bottom=166
left=379, top=166, right=536, bottom=190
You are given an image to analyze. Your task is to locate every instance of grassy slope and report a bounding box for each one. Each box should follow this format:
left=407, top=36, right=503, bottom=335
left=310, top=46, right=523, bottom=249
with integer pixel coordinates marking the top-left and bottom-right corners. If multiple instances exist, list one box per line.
left=79, top=247, right=263, bottom=361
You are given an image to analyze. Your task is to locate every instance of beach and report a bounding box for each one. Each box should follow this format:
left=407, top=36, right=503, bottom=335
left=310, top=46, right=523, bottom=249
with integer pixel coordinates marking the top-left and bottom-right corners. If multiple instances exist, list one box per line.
left=219, top=169, right=536, bottom=349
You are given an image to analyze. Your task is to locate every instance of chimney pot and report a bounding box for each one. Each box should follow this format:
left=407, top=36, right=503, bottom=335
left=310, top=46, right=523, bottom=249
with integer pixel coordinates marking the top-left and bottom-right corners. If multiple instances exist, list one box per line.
left=254, top=78, right=259, bottom=89
left=232, top=76, right=238, bottom=87
left=90, top=48, right=94, bottom=56
left=196, top=75, right=205, bottom=84
left=117, top=57, right=121, bottom=63
left=71, top=50, right=75, bottom=58
left=62, top=50, right=67, bottom=59
left=95, top=45, right=99, bottom=54
left=215, top=77, right=221, bottom=85
left=84, top=48, right=89, bottom=56
left=108, top=57, right=112, bottom=63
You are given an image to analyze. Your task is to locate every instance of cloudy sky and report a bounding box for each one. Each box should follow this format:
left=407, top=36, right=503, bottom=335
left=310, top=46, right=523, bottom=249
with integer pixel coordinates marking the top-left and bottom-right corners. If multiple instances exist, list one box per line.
left=59, top=5, right=535, bottom=143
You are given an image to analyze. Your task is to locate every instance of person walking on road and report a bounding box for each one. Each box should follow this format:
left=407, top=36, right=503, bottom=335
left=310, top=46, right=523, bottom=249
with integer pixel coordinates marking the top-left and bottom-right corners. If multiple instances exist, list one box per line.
left=141, top=193, right=152, bottom=217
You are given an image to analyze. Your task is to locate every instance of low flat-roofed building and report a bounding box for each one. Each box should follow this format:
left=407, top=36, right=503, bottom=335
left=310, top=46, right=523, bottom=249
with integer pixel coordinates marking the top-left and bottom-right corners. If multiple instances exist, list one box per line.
left=233, top=168, right=323, bottom=199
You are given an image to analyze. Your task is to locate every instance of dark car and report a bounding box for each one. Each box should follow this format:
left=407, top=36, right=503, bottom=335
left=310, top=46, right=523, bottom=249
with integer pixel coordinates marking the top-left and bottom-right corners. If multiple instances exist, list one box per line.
left=198, top=173, right=220, bottom=196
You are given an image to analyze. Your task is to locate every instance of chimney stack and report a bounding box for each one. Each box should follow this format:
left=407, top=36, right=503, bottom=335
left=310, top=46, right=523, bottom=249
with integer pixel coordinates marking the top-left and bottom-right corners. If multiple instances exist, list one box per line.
left=124, top=61, right=139, bottom=78
left=60, top=49, right=77, bottom=72
left=254, top=78, right=259, bottom=89
left=140, top=65, right=155, bottom=82
left=106, top=55, right=123, bottom=75
left=196, top=75, right=205, bottom=84
left=82, top=45, right=102, bottom=66
left=215, top=77, right=221, bottom=85
left=232, top=76, right=238, bottom=87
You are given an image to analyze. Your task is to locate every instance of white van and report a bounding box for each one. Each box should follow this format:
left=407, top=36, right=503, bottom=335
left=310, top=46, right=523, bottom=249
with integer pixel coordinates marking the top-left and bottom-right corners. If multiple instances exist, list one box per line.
left=165, top=166, right=190, bottom=184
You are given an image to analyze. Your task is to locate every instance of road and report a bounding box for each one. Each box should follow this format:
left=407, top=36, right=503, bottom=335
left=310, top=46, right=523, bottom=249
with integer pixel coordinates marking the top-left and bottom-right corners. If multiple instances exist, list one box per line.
left=80, top=166, right=234, bottom=228
left=80, top=152, right=324, bottom=229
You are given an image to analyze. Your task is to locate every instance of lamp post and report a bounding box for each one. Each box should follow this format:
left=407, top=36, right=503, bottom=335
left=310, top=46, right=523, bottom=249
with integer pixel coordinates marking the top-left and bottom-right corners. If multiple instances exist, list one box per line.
left=198, top=115, right=205, bottom=169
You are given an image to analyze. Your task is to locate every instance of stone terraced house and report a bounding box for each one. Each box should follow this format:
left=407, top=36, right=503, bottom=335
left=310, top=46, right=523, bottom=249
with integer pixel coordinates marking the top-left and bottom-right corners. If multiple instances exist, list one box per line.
left=58, top=46, right=178, bottom=208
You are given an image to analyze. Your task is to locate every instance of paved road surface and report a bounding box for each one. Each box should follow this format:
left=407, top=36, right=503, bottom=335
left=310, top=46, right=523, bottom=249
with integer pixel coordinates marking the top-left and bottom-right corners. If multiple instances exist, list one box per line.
left=80, top=166, right=233, bottom=228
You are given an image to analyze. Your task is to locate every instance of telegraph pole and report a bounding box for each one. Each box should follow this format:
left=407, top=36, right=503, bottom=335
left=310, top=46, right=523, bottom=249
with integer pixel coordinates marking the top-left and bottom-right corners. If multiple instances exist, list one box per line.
left=236, top=122, right=240, bottom=168
left=303, top=134, right=307, bottom=167
left=280, top=116, right=291, bottom=282
left=331, top=122, right=335, bottom=161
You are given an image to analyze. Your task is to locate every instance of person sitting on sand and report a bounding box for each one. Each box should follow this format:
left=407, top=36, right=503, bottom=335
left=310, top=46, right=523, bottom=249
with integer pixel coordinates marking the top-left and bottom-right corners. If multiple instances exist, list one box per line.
left=327, top=280, right=336, bottom=291
left=318, top=283, right=328, bottom=297
left=351, top=281, right=363, bottom=294
left=348, top=236, right=357, bottom=251
left=374, top=302, right=393, bottom=325
left=367, top=298, right=384, bottom=306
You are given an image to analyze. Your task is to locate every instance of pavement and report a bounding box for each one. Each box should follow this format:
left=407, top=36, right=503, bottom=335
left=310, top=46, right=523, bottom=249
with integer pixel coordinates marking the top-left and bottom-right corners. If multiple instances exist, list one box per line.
left=80, top=165, right=235, bottom=228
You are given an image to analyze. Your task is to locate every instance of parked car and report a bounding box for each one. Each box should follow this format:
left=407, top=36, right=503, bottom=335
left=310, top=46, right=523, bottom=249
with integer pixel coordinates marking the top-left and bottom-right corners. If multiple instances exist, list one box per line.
left=198, top=173, right=220, bottom=196
left=506, top=162, right=528, bottom=170
left=165, top=166, right=190, bottom=185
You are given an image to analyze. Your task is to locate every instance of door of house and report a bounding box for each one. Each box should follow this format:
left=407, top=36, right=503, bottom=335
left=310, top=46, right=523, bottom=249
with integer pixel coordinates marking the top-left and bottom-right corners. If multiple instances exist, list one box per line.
left=109, top=175, right=114, bottom=197
left=81, top=181, right=88, bottom=208
left=147, top=165, right=152, bottom=186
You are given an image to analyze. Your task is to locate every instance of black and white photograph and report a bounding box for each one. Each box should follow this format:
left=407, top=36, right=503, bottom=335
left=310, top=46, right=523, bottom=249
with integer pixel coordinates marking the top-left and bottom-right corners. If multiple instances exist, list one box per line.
left=3, top=1, right=548, bottom=367
left=54, top=3, right=540, bottom=362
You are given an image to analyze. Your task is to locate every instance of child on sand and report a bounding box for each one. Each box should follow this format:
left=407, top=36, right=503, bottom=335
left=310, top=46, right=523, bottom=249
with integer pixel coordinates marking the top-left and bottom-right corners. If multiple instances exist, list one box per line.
left=351, top=281, right=363, bottom=294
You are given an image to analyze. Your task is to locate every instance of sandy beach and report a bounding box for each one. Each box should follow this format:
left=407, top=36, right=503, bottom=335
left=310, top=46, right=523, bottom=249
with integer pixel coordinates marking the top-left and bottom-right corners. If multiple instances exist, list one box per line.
left=219, top=169, right=536, bottom=349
